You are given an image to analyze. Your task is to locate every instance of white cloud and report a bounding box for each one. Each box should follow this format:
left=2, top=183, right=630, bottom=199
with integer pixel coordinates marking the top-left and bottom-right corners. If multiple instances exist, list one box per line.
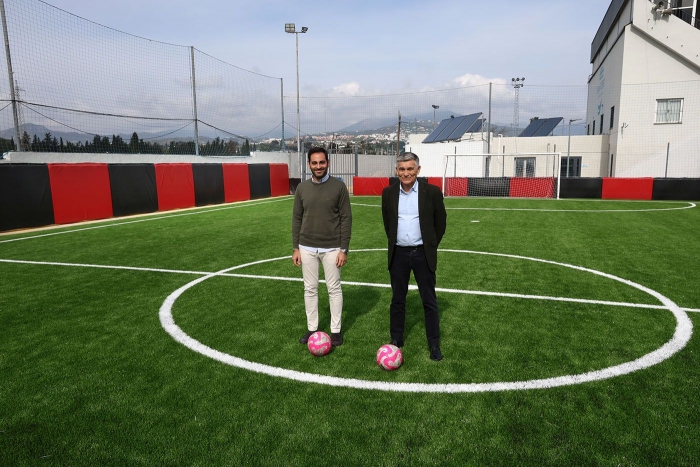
left=331, top=82, right=361, bottom=96
left=452, top=74, right=507, bottom=87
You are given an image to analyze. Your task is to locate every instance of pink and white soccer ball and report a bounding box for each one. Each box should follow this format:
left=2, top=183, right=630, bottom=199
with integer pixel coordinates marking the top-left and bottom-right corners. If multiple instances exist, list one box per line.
left=376, top=344, right=403, bottom=370
left=307, top=331, right=332, bottom=356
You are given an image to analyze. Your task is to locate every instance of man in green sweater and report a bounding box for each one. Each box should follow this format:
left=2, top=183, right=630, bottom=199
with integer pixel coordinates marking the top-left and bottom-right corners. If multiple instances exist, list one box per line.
left=292, top=147, right=352, bottom=347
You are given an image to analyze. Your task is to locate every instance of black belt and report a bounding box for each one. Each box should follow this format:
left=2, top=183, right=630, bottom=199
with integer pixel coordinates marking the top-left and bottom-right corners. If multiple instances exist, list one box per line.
left=395, top=244, right=424, bottom=251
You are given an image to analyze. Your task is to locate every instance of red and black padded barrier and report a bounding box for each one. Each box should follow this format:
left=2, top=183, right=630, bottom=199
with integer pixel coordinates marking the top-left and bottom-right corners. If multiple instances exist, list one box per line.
left=352, top=176, right=390, bottom=196
left=155, top=163, right=195, bottom=211
left=108, top=164, right=158, bottom=217
left=1, top=162, right=290, bottom=232
left=222, top=164, right=250, bottom=203
left=559, top=177, right=603, bottom=199
left=192, top=164, right=225, bottom=207
left=0, top=164, right=55, bottom=231
left=248, top=163, right=271, bottom=200
left=48, top=163, right=113, bottom=225
left=602, top=177, right=653, bottom=200
left=269, top=163, right=290, bottom=196
left=652, top=178, right=700, bottom=201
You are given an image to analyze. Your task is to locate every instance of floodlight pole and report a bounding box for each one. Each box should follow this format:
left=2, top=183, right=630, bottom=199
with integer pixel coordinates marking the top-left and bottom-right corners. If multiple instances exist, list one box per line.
left=432, top=104, right=439, bottom=130
left=511, top=77, right=524, bottom=137
left=285, top=24, right=307, bottom=180
left=567, top=118, right=581, bottom=177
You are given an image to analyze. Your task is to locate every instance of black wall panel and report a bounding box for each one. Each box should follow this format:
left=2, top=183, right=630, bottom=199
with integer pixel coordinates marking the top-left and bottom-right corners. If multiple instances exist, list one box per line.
left=108, top=164, right=158, bottom=217
left=0, top=164, right=54, bottom=232
left=559, top=178, right=603, bottom=199
left=652, top=178, right=700, bottom=201
left=192, top=164, right=224, bottom=206
left=467, top=177, right=510, bottom=197
left=290, top=178, right=301, bottom=194
left=248, top=163, right=271, bottom=200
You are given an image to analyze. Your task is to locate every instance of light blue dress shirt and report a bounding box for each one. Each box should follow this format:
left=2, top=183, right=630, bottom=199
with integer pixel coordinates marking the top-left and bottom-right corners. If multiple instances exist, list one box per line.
left=396, top=181, right=422, bottom=247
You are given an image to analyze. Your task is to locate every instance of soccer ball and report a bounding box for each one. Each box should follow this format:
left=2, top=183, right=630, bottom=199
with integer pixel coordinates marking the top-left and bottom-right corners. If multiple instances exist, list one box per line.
left=307, top=331, right=332, bottom=356
left=376, top=344, right=403, bottom=370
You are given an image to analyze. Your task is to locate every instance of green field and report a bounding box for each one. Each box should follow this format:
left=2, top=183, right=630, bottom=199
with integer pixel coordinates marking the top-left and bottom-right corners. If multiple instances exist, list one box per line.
left=1, top=196, right=699, bottom=465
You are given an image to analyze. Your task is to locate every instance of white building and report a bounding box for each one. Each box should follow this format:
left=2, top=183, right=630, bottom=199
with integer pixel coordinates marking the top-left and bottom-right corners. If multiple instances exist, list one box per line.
left=587, top=0, right=700, bottom=177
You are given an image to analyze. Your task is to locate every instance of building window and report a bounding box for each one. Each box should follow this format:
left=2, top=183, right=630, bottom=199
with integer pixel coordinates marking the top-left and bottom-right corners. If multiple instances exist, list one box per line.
left=592, top=120, right=596, bottom=135
left=600, top=114, right=604, bottom=134
left=587, top=124, right=590, bottom=135
left=655, top=98, right=683, bottom=123
left=610, top=106, right=615, bottom=129
left=515, top=157, right=535, bottom=177
left=560, top=156, right=582, bottom=177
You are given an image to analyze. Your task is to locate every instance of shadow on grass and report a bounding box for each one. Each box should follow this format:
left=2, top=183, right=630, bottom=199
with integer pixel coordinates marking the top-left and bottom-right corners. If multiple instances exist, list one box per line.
left=342, top=284, right=381, bottom=334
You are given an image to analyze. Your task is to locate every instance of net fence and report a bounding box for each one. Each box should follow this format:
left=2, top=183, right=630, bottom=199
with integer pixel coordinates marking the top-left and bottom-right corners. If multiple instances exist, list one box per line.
left=0, top=0, right=698, bottom=179
left=0, top=0, right=282, bottom=155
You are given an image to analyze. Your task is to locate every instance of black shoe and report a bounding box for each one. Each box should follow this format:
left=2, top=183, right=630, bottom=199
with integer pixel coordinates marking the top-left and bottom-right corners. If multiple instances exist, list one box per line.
left=299, top=330, right=316, bottom=344
left=429, top=346, right=443, bottom=361
left=391, top=339, right=404, bottom=348
left=331, top=332, right=343, bottom=347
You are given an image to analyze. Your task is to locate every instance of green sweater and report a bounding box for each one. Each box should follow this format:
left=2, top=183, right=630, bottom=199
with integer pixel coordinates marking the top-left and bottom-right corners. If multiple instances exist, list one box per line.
left=292, top=176, right=352, bottom=251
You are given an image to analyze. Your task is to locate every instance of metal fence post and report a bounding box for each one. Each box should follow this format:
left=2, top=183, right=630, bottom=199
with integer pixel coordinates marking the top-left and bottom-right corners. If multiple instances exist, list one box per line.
left=1, top=0, right=21, bottom=152
left=190, top=46, right=200, bottom=156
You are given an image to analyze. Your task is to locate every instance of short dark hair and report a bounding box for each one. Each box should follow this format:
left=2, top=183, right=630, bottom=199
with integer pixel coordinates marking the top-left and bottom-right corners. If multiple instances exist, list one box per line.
left=307, top=146, right=328, bottom=162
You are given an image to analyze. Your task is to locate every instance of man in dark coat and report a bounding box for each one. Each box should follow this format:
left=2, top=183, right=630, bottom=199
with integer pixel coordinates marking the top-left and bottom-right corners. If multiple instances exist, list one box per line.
left=381, top=152, right=447, bottom=361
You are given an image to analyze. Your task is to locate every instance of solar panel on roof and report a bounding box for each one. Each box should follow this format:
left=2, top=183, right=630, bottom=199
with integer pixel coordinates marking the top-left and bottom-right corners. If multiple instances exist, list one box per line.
left=423, top=112, right=483, bottom=143
left=532, top=117, right=563, bottom=136
left=434, top=115, right=467, bottom=142
left=444, top=113, right=481, bottom=140
left=517, top=117, right=563, bottom=137
left=519, top=118, right=547, bottom=137
left=466, top=118, right=484, bottom=133
left=422, top=118, right=454, bottom=143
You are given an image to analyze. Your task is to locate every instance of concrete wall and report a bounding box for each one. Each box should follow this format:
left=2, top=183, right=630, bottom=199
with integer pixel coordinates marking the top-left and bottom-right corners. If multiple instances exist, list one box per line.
left=402, top=132, right=609, bottom=178
left=586, top=0, right=700, bottom=178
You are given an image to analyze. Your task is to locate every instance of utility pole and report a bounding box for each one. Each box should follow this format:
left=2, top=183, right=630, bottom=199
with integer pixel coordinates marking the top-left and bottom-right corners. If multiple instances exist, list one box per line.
left=396, top=112, right=402, bottom=156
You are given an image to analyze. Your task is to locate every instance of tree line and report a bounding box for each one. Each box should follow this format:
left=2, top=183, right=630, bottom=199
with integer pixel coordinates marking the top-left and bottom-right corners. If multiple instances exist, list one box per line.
left=0, top=131, right=265, bottom=156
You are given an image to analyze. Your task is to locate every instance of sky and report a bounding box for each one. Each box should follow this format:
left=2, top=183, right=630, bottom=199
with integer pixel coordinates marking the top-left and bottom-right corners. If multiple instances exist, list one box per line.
left=44, top=0, right=614, bottom=98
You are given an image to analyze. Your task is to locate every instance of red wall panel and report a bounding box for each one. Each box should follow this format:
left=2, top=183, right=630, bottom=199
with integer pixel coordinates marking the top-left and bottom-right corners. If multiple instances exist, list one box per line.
left=602, top=177, right=653, bottom=200
left=353, top=177, right=390, bottom=195
left=444, top=177, right=468, bottom=197
left=155, top=163, right=195, bottom=211
left=269, top=163, right=290, bottom=197
left=427, top=177, right=443, bottom=190
left=509, top=177, right=556, bottom=198
left=222, top=164, right=250, bottom=202
left=48, top=163, right=113, bottom=225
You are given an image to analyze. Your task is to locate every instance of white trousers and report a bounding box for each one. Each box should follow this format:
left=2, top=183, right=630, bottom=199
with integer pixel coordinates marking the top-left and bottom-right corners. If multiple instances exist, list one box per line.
left=300, top=248, right=343, bottom=333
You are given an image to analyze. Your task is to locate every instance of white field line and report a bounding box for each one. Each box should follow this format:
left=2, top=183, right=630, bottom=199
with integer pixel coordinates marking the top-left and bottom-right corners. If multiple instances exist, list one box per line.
left=159, top=251, right=693, bottom=393
left=1, top=250, right=694, bottom=392
left=0, top=196, right=292, bottom=244
left=1, top=257, right=698, bottom=314
left=351, top=201, right=697, bottom=213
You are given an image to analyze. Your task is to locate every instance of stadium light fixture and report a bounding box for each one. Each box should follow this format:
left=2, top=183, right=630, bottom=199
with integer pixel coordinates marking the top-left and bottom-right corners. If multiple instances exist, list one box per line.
left=285, top=23, right=308, bottom=179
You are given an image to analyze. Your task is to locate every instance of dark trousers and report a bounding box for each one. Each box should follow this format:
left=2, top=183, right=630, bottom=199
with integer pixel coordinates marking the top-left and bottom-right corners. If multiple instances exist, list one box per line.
left=389, top=245, right=440, bottom=347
